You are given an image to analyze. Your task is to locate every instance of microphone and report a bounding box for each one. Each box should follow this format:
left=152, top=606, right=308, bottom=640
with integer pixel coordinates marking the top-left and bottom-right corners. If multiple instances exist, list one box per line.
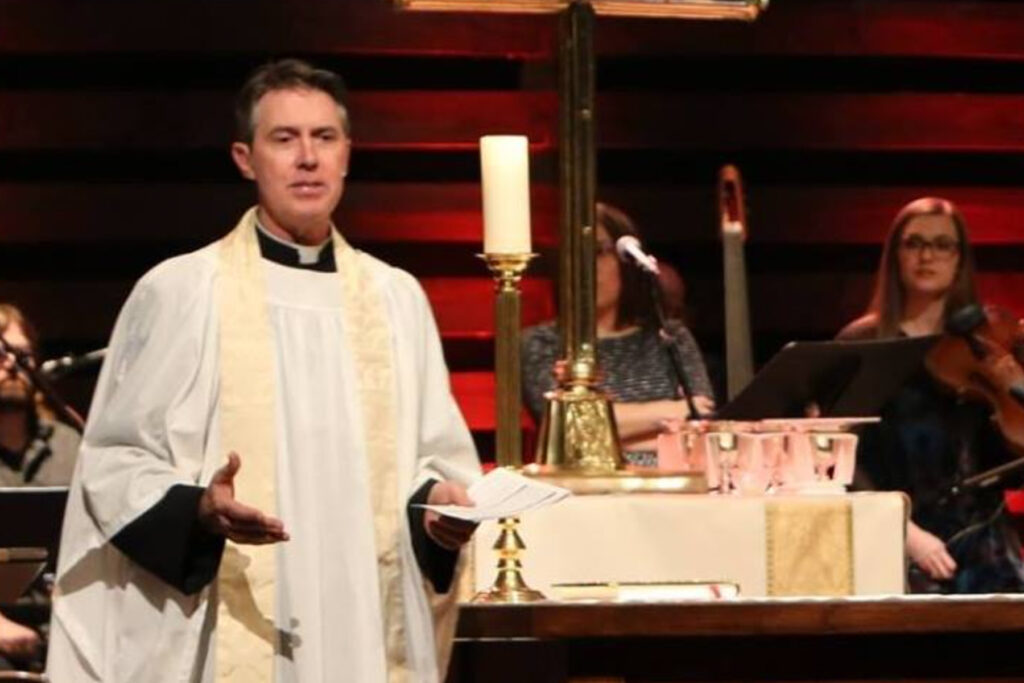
left=615, top=235, right=660, bottom=275
left=41, top=348, right=107, bottom=379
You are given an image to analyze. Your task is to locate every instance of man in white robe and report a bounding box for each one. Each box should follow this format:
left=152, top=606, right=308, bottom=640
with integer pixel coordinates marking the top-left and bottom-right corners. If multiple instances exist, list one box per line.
left=47, top=59, right=481, bottom=683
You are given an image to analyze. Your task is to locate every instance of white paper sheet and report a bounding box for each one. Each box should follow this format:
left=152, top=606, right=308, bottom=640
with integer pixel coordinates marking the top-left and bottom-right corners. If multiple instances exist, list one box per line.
left=418, top=468, right=571, bottom=521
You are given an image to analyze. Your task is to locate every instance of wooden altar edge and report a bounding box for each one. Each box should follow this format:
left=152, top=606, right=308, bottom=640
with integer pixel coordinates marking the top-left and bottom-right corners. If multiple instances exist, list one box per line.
left=5, top=183, right=1024, bottom=247
left=455, top=598, right=1024, bottom=639
left=4, top=92, right=1024, bottom=153
left=6, top=0, right=1024, bottom=61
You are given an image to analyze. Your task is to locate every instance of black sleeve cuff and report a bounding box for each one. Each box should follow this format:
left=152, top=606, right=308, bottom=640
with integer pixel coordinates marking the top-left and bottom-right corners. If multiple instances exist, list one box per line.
left=407, top=480, right=460, bottom=594
left=111, top=484, right=226, bottom=595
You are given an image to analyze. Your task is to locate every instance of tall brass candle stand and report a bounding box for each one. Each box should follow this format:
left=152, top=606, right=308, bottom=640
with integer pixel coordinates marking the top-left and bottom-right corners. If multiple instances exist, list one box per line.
left=527, top=1, right=703, bottom=494
left=473, top=252, right=545, bottom=603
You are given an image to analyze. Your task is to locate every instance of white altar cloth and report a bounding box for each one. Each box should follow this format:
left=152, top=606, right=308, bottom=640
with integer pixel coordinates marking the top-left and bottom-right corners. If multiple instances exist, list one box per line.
left=471, top=492, right=908, bottom=598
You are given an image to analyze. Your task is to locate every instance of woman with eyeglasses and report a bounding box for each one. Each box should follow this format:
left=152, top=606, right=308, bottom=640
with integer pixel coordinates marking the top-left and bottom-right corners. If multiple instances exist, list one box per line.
left=521, top=202, right=715, bottom=467
left=838, top=197, right=1024, bottom=593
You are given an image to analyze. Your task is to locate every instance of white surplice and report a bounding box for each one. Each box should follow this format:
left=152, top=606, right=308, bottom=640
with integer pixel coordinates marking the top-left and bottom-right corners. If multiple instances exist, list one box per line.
left=47, top=241, right=480, bottom=682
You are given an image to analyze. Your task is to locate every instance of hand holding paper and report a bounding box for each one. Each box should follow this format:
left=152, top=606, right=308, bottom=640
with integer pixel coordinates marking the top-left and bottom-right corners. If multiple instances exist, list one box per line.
left=419, top=468, right=571, bottom=522
left=424, top=480, right=477, bottom=550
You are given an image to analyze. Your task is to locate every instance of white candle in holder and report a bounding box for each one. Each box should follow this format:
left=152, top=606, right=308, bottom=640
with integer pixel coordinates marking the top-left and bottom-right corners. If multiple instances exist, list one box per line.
left=480, top=135, right=532, bottom=254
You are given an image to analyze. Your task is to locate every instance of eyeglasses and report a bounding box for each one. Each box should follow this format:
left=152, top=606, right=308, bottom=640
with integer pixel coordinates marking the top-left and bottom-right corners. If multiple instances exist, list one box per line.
left=0, top=342, right=34, bottom=371
left=899, top=235, right=960, bottom=258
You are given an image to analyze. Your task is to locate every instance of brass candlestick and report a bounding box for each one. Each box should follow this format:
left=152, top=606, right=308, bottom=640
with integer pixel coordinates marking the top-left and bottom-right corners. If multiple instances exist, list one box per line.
left=473, top=252, right=545, bottom=603
left=473, top=516, right=546, bottom=603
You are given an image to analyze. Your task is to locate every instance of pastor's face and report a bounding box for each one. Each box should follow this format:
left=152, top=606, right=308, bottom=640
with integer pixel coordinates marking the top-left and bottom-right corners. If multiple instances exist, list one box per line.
left=233, top=88, right=350, bottom=241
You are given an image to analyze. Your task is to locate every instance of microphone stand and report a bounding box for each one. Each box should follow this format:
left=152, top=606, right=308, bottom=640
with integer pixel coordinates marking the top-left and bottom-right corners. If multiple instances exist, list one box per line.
left=643, top=270, right=707, bottom=420
left=0, top=331, right=86, bottom=434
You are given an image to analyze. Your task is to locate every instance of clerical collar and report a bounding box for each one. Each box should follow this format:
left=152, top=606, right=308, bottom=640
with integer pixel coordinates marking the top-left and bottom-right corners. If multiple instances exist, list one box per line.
left=254, top=221, right=337, bottom=272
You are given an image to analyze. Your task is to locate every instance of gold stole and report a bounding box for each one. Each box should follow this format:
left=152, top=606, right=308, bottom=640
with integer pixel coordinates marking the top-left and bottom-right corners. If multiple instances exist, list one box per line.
left=215, top=208, right=408, bottom=682
left=766, top=498, right=854, bottom=596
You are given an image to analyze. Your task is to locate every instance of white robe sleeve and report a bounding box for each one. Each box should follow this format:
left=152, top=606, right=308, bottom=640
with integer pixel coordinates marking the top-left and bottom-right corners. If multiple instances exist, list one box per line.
left=409, top=276, right=481, bottom=486
left=75, top=253, right=223, bottom=592
left=401, top=274, right=481, bottom=592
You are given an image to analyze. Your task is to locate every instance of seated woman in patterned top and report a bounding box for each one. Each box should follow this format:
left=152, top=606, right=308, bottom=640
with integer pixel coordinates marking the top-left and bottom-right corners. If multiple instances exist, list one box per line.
left=521, top=202, right=715, bottom=466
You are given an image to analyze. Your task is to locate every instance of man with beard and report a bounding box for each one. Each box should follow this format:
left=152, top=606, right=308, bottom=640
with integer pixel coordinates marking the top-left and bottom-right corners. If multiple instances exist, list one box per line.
left=0, top=303, right=81, bottom=671
left=0, top=304, right=80, bottom=487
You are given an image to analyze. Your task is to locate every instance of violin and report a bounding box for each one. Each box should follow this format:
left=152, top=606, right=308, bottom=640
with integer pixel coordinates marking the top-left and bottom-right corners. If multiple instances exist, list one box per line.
left=925, top=303, right=1024, bottom=461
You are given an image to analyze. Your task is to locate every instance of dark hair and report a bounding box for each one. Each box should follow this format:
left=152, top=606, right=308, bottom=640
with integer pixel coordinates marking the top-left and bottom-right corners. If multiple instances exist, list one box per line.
left=235, top=58, right=350, bottom=143
left=0, top=303, right=38, bottom=358
left=866, top=197, right=978, bottom=338
left=597, top=202, right=662, bottom=330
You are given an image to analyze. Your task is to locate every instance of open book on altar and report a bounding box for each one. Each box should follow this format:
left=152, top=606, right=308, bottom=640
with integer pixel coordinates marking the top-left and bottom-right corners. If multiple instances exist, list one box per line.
left=417, top=467, right=571, bottom=522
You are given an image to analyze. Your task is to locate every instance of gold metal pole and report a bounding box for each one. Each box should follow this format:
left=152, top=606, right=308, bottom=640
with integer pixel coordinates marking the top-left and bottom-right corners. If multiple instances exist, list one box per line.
left=480, top=253, right=536, bottom=468
left=534, top=0, right=623, bottom=473
left=528, top=1, right=706, bottom=493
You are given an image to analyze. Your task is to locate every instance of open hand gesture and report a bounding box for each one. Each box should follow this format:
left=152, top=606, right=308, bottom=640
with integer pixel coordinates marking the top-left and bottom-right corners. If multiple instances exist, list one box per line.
left=198, top=452, right=289, bottom=545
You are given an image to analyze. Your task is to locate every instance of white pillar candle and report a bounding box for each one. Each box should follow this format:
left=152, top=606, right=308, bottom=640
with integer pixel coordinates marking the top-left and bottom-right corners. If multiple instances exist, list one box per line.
left=480, top=135, right=532, bottom=254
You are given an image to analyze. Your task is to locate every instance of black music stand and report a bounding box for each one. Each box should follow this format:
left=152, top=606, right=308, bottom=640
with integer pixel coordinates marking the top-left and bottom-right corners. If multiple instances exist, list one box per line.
left=0, top=548, right=48, bottom=603
left=716, top=335, right=938, bottom=420
left=0, top=489, right=66, bottom=676
left=0, top=487, right=69, bottom=577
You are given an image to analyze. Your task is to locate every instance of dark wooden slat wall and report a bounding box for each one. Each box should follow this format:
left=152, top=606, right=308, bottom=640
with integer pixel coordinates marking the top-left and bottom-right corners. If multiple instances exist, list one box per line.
left=2, top=0, right=1023, bottom=459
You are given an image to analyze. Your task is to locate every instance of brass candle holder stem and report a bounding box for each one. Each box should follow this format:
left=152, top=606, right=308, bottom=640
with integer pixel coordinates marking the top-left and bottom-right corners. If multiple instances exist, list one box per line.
left=479, top=252, right=536, bottom=468
left=474, top=253, right=545, bottom=603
